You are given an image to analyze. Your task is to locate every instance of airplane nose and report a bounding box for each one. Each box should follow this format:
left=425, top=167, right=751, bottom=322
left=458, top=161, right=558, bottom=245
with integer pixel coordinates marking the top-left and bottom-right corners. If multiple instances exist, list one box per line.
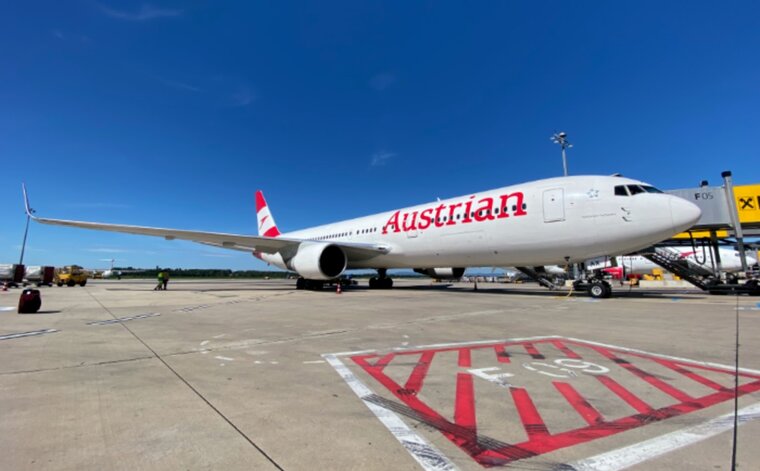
left=669, top=196, right=702, bottom=233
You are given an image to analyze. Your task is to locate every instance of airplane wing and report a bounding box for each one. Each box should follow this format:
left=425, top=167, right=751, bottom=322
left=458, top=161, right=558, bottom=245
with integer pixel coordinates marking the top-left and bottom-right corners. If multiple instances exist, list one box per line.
left=23, top=185, right=390, bottom=259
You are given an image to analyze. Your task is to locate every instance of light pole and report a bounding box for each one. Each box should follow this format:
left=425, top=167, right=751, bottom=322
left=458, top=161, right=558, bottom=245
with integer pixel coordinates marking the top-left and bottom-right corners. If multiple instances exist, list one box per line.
left=551, top=131, right=572, bottom=176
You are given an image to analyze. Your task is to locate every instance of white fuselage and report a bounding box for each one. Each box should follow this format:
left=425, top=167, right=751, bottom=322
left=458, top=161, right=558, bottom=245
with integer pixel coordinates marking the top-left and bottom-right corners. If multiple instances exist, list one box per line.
left=259, top=176, right=701, bottom=272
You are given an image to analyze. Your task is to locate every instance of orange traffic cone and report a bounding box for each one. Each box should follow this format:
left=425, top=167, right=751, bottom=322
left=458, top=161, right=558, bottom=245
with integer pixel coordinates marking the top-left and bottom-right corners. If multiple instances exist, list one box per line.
left=336, top=282, right=342, bottom=294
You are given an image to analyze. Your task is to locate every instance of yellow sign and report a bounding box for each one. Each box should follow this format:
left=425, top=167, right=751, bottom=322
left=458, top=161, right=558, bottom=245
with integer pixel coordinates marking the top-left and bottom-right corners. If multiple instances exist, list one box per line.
left=672, top=230, right=729, bottom=240
left=735, top=184, right=760, bottom=224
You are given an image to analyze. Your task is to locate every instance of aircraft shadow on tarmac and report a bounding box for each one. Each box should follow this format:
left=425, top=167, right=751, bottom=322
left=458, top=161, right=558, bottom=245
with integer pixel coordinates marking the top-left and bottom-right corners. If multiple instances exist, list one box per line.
left=393, top=284, right=708, bottom=299
left=101, top=281, right=707, bottom=299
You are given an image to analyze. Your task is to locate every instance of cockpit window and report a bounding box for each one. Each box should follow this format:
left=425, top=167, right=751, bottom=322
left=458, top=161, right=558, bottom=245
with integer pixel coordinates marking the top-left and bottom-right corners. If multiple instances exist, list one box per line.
left=641, top=185, right=664, bottom=194
left=626, top=185, right=645, bottom=195
left=614, top=185, right=629, bottom=196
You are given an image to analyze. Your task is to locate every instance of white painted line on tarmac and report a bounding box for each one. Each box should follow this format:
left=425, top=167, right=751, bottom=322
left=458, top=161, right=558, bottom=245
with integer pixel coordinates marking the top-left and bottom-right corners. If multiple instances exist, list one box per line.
left=329, top=336, right=563, bottom=357
left=215, top=356, right=234, bottom=361
left=324, top=353, right=458, bottom=471
left=303, top=360, right=325, bottom=364
left=0, top=306, right=15, bottom=312
left=0, top=329, right=58, bottom=340
left=568, top=402, right=760, bottom=471
left=87, top=312, right=160, bottom=325
left=329, top=348, right=377, bottom=357
left=411, top=335, right=561, bottom=351
left=200, top=340, right=210, bottom=346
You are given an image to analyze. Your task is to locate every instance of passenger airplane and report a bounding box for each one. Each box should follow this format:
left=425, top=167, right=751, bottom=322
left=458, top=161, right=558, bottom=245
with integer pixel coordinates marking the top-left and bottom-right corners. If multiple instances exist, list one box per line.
left=587, top=247, right=757, bottom=278
left=23, top=175, right=701, bottom=297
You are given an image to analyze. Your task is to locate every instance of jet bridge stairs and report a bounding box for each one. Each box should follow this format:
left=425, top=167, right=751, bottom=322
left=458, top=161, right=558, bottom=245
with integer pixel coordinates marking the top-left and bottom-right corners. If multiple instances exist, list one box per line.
left=639, top=246, right=760, bottom=296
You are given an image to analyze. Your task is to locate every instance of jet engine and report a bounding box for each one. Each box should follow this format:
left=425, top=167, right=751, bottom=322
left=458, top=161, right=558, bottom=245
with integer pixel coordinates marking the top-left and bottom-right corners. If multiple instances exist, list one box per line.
left=288, top=242, right=347, bottom=280
left=414, top=267, right=466, bottom=280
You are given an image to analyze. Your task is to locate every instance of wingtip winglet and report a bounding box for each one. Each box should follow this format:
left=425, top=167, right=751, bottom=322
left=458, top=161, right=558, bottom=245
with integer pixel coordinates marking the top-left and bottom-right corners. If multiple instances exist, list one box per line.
left=22, top=183, right=35, bottom=218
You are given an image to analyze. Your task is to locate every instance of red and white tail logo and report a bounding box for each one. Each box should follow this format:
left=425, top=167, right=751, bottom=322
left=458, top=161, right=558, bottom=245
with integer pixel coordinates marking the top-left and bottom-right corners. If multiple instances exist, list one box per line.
left=255, top=190, right=281, bottom=238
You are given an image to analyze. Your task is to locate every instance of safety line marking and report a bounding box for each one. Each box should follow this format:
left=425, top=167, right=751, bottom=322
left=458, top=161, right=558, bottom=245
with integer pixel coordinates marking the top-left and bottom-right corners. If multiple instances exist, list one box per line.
left=0, top=329, right=58, bottom=340
left=0, top=307, right=16, bottom=312
left=332, top=335, right=760, bottom=376
left=566, top=402, right=760, bottom=471
left=332, top=336, right=760, bottom=468
left=87, top=313, right=160, bottom=325
left=323, top=354, right=457, bottom=471
left=561, top=336, right=760, bottom=376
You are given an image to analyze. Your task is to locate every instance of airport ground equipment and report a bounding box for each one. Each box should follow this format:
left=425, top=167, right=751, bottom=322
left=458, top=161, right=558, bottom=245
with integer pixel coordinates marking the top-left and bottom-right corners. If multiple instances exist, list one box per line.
left=54, top=265, right=89, bottom=287
left=640, top=247, right=711, bottom=290
left=17, top=288, right=41, bottom=313
left=640, top=246, right=760, bottom=296
left=0, top=264, right=25, bottom=288
left=24, top=266, right=55, bottom=287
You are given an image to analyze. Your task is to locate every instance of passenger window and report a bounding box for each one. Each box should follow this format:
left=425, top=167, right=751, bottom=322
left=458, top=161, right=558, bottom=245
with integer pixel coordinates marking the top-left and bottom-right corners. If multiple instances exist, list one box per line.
left=614, top=185, right=629, bottom=196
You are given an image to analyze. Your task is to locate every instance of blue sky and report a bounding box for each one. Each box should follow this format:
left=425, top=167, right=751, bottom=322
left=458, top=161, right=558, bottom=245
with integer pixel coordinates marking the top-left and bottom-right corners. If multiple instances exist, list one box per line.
left=2, top=1, right=759, bottom=270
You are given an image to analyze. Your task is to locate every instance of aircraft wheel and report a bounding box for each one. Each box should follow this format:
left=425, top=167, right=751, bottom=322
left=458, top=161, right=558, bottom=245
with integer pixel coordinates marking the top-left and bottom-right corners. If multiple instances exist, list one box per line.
left=369, top=277, right=378, bottom=289
left=589, top=281, right=610, bottom=299
left=383, top=278, right=393, bottom=289
left=296, top=278, right=305, bottom=290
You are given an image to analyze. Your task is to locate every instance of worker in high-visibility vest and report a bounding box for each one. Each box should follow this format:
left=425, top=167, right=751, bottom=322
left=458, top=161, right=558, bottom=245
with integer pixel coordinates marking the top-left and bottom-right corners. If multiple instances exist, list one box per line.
left=155, top=271, right=165, bottom=291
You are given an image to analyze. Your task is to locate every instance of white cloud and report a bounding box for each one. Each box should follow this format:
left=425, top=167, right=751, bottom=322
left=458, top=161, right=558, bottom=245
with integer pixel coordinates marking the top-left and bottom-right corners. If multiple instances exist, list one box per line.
left=371, top=151, right=396, bottom=167
left=369, top=73, right=397, bottom=91
left=86, top=248, right=130, bottom=253
left=97, top=3, right=183, bottom=21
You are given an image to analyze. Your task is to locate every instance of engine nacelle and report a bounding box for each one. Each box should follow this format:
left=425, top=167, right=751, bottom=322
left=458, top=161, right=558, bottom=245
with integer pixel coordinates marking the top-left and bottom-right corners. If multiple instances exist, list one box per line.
left=287, top=242, right=347, bottom=280
left=414, top=267, right=466, bottom=280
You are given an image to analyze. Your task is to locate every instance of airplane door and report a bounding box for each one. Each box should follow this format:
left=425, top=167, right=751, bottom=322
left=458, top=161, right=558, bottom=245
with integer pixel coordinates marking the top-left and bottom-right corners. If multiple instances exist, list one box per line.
left=543, top=188, right=565, bottom=222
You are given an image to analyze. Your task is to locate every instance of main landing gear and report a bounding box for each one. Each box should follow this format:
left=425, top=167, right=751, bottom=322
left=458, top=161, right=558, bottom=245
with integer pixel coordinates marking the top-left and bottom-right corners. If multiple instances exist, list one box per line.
left=295, top=278, right=324, bottom=290
left=368, top=269, right=393, bottom=289
left=572, top=278, right=612, bottom=299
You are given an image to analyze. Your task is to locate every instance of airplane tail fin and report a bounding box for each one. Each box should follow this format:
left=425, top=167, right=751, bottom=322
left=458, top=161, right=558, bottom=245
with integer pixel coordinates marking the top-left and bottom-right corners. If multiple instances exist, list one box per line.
left=255, top=190, right=281, bottom=237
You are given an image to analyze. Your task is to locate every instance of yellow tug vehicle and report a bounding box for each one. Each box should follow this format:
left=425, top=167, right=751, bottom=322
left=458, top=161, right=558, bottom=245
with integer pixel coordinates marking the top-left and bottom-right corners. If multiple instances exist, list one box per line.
left=55, top=265, right=89, bottom=287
